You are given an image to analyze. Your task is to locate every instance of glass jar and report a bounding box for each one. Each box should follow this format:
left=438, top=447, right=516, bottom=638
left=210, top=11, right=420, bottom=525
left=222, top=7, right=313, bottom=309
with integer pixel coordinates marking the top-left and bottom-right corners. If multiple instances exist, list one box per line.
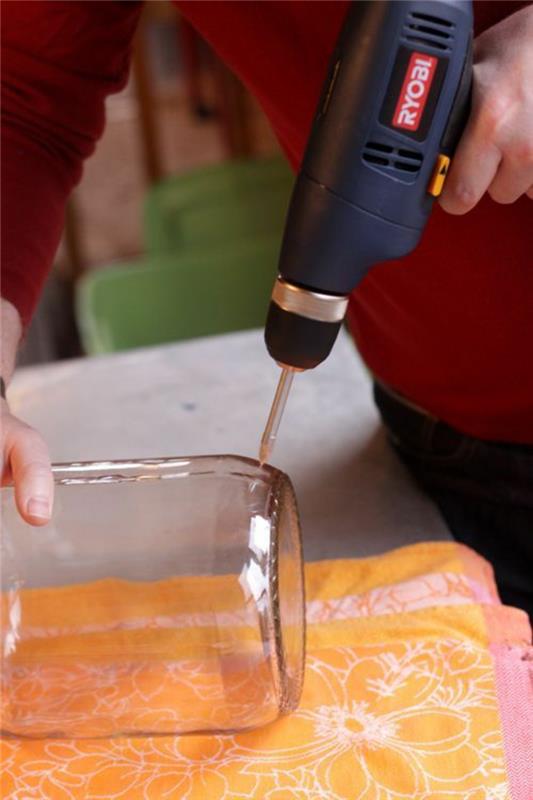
left=0, top=455, right=304, bottom=738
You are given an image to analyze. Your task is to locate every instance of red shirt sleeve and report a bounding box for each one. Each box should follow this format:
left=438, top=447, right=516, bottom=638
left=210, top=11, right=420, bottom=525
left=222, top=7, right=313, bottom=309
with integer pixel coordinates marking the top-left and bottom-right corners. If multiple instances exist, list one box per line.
left=1, top=0, right=142, bottom=326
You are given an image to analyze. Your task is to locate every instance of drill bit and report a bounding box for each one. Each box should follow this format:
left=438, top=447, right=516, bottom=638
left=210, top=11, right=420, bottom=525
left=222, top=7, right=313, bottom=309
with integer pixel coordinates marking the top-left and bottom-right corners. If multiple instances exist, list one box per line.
left=259, top=367, right=295, bottom=465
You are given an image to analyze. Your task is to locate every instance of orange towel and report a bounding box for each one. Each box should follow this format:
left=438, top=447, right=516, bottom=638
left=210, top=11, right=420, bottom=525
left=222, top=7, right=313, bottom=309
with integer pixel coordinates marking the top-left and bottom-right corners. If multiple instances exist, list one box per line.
left=1, top=542, right=532, bottom=799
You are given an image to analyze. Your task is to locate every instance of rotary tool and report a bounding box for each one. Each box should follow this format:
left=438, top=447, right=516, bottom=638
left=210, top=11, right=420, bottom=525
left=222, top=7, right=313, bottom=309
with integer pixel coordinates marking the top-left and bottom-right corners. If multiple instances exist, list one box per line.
left=260, top=0, right=473, bottom=464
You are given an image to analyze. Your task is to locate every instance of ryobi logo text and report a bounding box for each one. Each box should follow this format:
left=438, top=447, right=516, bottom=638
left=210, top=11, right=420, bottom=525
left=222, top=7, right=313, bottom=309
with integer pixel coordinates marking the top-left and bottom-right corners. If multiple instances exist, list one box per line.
left=392, top=52, right=438, bottom=131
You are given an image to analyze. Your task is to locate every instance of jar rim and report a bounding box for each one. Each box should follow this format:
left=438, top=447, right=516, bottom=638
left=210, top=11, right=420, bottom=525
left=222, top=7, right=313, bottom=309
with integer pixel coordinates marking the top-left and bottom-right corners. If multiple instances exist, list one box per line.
left=46, top=453, right=286, bottom=486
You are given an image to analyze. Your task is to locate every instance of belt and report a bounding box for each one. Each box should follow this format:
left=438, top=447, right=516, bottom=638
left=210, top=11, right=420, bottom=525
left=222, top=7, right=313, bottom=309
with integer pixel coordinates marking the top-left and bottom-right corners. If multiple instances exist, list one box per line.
left=373, top=381, right=466, bottom=457
left=374, top=381, right=533, bottom=457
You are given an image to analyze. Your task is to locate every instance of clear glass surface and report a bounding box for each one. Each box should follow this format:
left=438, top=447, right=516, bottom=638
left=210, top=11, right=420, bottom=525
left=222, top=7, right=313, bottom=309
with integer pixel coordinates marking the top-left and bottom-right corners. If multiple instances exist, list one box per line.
left=0, top=455, right=304, bottom=738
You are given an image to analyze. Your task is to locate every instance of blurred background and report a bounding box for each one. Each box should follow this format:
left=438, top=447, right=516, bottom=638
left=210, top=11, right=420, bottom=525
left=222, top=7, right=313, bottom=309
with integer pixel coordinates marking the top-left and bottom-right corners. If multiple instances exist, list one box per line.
left=20, top=2, right=292, bottom=367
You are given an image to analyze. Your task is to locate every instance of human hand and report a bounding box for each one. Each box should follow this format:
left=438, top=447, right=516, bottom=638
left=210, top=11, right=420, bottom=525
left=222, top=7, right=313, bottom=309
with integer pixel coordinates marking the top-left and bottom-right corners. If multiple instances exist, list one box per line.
left=1, top=297, right=54, bottom=526
left=440, top=4, right=533, bottom=214
left=1, top=398, right=54, bottom=526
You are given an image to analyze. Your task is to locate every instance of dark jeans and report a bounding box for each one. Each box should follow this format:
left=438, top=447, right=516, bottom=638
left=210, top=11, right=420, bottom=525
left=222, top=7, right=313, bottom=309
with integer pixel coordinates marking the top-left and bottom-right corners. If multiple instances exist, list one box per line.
left=374, top=383, right=533, bottom=619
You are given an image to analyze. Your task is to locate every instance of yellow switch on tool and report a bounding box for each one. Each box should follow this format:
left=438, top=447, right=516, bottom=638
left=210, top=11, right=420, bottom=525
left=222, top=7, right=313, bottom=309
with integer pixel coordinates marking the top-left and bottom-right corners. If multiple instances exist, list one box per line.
left=428, top=154, right=451, bottom=197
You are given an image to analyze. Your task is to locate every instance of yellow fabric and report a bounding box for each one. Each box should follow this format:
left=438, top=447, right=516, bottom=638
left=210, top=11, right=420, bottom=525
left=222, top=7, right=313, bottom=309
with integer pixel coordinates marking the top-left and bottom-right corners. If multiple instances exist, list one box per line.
left=1, top=542, right=531, bottom=799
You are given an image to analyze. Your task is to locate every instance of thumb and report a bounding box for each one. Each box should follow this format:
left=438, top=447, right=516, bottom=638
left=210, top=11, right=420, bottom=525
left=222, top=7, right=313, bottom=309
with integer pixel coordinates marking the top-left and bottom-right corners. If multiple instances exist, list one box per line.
left=2, top=409, right=54, bottom=526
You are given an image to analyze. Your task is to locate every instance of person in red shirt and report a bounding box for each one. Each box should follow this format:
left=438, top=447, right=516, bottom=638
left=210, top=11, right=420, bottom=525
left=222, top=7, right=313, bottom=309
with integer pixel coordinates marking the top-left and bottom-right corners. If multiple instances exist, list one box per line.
left=1, top=2, right=532, bottom=612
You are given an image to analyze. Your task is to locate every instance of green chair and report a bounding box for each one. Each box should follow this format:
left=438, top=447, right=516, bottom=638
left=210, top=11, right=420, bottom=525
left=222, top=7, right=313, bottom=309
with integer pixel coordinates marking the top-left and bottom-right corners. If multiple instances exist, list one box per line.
left=76, top=236, right=280, bottom=355
left=144, top=156, right=293, bottom=254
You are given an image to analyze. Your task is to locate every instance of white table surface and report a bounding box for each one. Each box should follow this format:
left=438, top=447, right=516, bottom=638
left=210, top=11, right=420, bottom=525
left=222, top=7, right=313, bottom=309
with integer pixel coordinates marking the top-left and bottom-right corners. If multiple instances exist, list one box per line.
left=9, top=329, right=450, bottom=560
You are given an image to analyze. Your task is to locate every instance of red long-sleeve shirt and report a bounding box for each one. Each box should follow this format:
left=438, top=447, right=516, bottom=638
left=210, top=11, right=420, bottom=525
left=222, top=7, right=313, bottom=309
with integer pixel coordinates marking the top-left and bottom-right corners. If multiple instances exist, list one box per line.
left=2, top=1, right=531, bottom=442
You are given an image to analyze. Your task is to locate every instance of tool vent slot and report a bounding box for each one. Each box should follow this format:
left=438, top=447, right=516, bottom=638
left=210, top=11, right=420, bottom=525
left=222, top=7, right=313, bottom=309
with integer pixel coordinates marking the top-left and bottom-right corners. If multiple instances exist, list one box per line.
left=411, top=11, right=453, bottom=28
left=404, top=12, right=454, bottom=51
left=362, top=141, right=393, bottom=167
left=363, top=141, right=423, bottom=176
left=395, top=149, right=423, bottom=172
